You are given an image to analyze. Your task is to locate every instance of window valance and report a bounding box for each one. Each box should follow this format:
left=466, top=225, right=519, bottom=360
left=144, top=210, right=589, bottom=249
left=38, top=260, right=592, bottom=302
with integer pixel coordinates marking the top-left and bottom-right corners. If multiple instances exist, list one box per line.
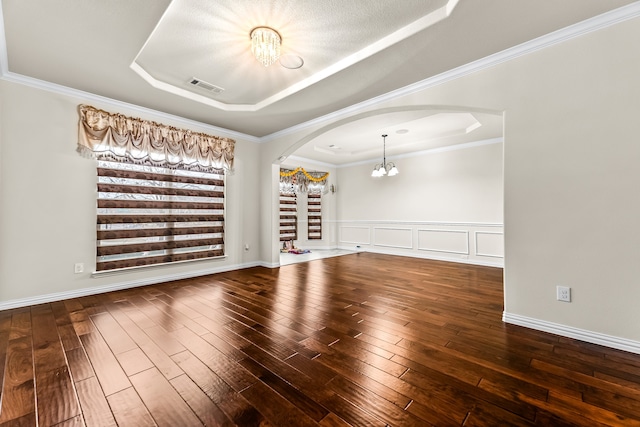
left=279, top=167, right=328, bottom=194
left=77, top=105, right=235, bottom=172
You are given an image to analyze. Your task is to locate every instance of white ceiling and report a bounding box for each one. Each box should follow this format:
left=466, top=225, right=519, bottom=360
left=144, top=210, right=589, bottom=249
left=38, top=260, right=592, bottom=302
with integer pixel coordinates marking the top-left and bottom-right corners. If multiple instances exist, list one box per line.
left=1, top=0, right=636, bottom=165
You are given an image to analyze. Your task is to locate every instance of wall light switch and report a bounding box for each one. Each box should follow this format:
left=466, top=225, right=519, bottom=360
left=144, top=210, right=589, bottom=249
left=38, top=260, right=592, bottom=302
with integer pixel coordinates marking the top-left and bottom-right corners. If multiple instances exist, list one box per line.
left=74, top=263, right=84, bottom=274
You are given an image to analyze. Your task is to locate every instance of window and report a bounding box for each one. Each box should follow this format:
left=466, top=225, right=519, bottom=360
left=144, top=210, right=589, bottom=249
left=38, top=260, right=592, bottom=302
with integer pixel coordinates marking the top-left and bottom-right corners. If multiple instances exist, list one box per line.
left=279, top=191, right=297, bottom=242
left=77, top=104, right=234, bottom=273
left=307, top=194, right=322, bottom=240
left=96, top=161, right=225, bottom=271
left=279, top=166, right=328, bottom=243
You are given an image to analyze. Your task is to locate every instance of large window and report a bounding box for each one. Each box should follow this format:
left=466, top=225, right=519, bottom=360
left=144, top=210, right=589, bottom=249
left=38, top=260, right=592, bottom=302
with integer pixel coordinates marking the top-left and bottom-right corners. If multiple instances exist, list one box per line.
left=77, top=104, right=234, bottom=272
left=96, top=161, right=225, bottom=271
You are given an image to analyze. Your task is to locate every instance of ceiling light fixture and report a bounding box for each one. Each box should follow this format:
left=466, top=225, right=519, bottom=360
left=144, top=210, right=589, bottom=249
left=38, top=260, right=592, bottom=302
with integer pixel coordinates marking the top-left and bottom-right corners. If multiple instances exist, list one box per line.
left=372, top=134, right=399, bottom=177
left=250, top=27, right=281, bottom=67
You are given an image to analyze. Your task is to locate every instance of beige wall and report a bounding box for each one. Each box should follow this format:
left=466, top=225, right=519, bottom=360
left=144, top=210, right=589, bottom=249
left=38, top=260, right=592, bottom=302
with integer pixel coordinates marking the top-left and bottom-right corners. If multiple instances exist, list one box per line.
left=332, top=142, right=504, bottom=266
left=0, top=81, right=261, bottom=305
left=262, top=16, right=640, bottom=343
left=1, top=12, right=639, bottom=348
left=336, top=142, right=503, bottom=223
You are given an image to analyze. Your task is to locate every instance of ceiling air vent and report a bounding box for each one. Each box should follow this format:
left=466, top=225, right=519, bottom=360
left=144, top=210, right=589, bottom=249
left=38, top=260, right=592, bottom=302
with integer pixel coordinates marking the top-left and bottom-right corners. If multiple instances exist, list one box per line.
left=188, top=77, right=224, bottom=94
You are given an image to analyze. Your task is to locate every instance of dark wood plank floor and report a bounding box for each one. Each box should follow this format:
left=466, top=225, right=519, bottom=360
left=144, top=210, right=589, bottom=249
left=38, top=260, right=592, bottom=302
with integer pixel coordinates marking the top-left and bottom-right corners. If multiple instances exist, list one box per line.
left=2, top=253, right=640, bottom=426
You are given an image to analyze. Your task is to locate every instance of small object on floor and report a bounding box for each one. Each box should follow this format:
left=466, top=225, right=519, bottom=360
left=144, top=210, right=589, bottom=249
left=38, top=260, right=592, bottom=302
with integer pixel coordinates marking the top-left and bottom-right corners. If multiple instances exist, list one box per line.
left=288, top=248, right=311, bottom=254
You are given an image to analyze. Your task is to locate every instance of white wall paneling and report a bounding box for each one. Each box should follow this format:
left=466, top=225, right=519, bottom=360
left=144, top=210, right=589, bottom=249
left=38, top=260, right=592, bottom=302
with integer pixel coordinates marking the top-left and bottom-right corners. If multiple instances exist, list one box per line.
left=339, top=226, right=371, bottom=245
left=338, top=221, right=503, bottom=267
left=373, top=227, right=413, bottom=249
left=417, top=229, right=469, bottom=255
left=475, top=231, right=504, bottom=258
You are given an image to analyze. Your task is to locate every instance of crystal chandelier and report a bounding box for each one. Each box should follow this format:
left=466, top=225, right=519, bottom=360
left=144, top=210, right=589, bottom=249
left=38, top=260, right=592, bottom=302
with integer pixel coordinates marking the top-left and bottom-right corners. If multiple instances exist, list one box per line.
left=250, top=27, right=281, bottom=67
left=371, top=134, right=399, bottom=177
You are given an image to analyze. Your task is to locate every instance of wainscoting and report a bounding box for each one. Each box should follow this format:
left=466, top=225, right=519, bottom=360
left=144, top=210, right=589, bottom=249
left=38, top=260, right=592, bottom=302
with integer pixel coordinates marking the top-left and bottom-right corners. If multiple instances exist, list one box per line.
left=336, top=220, right=503, bottom=267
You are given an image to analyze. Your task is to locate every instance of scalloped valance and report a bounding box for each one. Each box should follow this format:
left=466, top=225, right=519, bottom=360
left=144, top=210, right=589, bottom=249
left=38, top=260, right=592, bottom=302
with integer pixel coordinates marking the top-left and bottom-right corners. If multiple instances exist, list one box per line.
left=280, top=167, right=328, bottom=194
left=77, top=105, right=235, bottom=172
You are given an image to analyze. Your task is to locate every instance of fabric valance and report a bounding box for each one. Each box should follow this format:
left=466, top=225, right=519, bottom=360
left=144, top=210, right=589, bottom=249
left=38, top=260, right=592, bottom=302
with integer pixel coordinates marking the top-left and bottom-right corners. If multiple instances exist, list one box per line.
left=280, top=167, right=329, bottom=194
left=77, top=105, right=235, bottom=172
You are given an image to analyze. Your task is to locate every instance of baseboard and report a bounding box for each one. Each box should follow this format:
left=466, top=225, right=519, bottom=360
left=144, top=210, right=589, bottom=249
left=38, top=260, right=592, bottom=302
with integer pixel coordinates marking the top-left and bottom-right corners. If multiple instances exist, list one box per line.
left=503, top=312, right=640, bottom=355
left=339, top=245, right=504, bottom=268
left=0, top=260, right=271, bottom=311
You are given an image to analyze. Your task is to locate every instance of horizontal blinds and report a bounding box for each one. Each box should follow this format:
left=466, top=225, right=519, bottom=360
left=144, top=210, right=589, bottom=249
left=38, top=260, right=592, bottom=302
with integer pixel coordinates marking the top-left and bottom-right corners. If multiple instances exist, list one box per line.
left=308, top=194, right=322, bottom=240
left=96, top=161, right=224, bottom=271
left=280, top=192, right=297, bottom=242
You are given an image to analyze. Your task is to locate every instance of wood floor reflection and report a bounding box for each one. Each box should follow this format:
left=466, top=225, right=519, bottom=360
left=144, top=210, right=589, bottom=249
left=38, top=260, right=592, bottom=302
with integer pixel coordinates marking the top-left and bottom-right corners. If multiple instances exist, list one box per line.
left=2, top=253, right=640, bottom=426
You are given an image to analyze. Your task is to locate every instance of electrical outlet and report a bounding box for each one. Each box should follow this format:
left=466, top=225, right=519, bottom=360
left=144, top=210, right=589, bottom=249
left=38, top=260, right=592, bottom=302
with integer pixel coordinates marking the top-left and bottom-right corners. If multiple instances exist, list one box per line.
left=74, top=263, right=84, bottom=274
left=557, top=286, right=571, bottom=302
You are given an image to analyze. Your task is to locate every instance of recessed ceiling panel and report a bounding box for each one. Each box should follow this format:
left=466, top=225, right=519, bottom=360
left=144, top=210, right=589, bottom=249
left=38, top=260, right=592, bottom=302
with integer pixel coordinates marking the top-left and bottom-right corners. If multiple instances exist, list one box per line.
left=132, top=0, right=453, bottom=109
left=294, top=109, right=504, bottom=165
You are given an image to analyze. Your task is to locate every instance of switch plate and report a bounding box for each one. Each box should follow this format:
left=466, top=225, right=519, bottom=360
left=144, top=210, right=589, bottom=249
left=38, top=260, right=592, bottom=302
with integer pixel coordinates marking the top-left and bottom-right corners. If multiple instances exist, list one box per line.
left=557, top=286, right=571, bottom=302
left=74, top=263, right=84, bottom=274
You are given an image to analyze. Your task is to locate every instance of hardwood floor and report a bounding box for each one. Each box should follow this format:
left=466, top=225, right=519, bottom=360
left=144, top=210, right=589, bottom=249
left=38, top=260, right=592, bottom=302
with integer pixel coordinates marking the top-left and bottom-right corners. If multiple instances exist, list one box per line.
left=1, top=253, right=640, bottom=426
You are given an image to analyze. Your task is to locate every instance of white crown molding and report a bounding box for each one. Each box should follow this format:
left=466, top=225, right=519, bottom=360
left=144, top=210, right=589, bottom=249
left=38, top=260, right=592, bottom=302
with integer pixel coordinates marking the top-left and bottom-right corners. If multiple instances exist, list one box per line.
left=263, top=2, right=640, bottom=142
left=0, top=260, right=267, bottom=311
left=503, top=312, right=640, bottom=355
left=2, top=3, right=639, bottom=144
left=0, top=70, right=261, bottom=144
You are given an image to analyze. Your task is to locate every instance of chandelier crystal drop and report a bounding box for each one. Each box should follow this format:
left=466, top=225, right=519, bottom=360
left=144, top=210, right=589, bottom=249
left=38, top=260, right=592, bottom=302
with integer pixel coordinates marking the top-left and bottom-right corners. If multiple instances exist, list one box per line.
left=372, top=134, right=399, bottom=177
left=250, top=27, right=281, bottom=67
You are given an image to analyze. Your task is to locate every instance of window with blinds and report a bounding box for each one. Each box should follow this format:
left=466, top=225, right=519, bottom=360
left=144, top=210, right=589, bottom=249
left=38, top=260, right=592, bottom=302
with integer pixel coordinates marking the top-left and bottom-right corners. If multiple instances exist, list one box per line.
left=307, top=193, right=322, bottom=240
left=279, top=192, right=297, bottom=241
left=96, top=161, right=225, bottom=272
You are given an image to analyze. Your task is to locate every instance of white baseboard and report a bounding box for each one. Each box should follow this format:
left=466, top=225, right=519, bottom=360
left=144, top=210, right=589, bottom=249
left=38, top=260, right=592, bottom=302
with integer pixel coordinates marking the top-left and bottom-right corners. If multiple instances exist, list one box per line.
left=0, top=260, right=270, bottom=311
left=340, top=245, right=504, bottom=268
left=503, top=312, right=640, bottom=355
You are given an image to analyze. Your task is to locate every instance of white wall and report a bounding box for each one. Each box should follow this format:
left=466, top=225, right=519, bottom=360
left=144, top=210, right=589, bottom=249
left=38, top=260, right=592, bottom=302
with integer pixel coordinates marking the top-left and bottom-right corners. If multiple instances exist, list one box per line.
left=261, top=14, right=640, bottom=350
left=334, top=141, right=503, bottom=266
left=0, top=81, right=261, bottom=307
left=2, top=8, right=639, bottom=353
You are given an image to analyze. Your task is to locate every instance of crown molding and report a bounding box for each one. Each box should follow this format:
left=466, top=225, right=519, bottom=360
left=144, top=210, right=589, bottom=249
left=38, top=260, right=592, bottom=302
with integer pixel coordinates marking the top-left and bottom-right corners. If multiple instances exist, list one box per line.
left=262, top=1, right=640, bottom=142
left=0, top=71, right=262, bottom=144
left=2, top=2, right=640, bottom=145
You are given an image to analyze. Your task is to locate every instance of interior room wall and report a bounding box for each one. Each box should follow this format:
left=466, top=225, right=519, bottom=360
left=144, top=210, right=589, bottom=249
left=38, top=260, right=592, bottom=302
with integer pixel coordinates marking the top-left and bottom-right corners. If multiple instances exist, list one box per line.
left=1, top=9, right=638, bottom=352
left=336, top=141, right=503, bottom=222
left=262, top=15, right=640, bottom=348
left=334, top=141, right=504, bottom=265
left=0, top=80, right=261, bottom=307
